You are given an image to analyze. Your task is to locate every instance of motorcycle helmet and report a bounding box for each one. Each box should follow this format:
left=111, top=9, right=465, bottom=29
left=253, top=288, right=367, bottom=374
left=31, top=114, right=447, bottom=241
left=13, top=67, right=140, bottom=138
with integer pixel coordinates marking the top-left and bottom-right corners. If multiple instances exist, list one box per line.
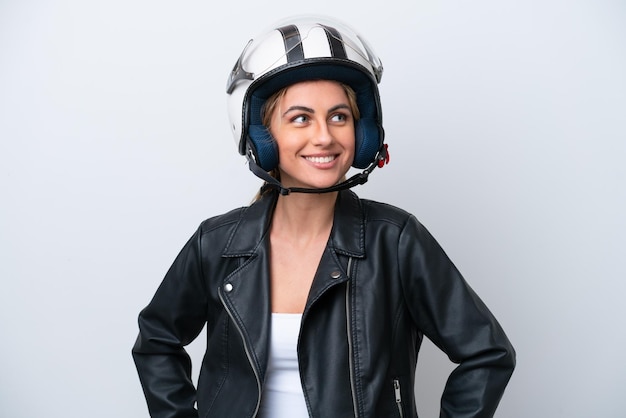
left=226, top=14, right=388, bottom=193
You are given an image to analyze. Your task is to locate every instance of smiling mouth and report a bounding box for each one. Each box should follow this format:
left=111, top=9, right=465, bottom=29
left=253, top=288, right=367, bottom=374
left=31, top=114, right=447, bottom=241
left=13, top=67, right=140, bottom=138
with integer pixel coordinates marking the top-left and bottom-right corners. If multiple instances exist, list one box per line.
left=305, top=155, right=337, bottom=164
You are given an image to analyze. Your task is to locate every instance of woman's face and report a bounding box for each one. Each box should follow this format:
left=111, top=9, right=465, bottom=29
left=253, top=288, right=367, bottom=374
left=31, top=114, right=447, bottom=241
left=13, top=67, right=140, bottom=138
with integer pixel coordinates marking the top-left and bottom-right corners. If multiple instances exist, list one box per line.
left=268, top=80, right=356, bottom=190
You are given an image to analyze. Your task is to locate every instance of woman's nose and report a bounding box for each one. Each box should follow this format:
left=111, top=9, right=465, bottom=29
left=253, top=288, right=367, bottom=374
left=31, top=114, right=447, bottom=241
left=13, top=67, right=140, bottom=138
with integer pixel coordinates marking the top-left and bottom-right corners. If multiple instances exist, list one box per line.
left=311, top=121, right=333, bottom=146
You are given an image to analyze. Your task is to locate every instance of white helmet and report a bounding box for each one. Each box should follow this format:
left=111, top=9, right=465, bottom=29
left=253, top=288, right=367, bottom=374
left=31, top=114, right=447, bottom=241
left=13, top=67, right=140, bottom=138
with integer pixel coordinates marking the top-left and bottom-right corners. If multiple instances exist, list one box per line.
left=226, top=15, right=386, bottom=179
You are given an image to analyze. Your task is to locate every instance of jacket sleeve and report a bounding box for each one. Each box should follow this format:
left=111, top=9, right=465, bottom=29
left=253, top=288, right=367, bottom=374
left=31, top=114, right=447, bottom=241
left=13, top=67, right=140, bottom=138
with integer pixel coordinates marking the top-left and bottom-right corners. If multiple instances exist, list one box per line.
left=132, top=226, right=208, bottom=418
left=398, top=215, right=516, bottom=418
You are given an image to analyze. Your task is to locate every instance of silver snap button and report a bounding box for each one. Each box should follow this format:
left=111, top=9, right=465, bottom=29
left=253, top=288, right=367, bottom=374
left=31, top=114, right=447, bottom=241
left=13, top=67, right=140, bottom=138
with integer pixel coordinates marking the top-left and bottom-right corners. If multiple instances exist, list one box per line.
left=224, top=283, right=233, bottom=292
left=330, top=271, right=341, bottom=279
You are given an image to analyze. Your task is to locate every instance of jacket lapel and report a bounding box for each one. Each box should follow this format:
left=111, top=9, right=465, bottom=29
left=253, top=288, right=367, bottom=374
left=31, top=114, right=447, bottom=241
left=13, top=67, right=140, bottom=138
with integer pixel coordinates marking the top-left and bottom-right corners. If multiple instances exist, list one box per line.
left=305, top=190, right=366, bottom=314
left=330, top=190, right=366, bottom=259
left=219, top=193, right=276, bottom=379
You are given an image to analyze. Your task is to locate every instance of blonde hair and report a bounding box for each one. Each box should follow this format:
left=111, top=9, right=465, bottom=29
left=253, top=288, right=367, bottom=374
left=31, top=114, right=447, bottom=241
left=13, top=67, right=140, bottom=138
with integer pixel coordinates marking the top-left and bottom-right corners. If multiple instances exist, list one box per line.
left=252, top=81, right=360, bottom=202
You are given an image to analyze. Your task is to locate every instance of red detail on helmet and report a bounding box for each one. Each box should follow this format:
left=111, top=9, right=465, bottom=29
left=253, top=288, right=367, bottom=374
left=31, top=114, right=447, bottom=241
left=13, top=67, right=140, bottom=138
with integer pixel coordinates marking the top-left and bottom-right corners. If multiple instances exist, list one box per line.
left=377, top=144, right=389, bottom=168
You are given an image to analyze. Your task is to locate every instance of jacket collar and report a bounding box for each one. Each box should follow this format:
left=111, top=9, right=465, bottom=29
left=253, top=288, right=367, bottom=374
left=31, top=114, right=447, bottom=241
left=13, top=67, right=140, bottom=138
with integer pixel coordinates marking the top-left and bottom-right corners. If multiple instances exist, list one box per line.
left=222, top=189, right=365, bottom=258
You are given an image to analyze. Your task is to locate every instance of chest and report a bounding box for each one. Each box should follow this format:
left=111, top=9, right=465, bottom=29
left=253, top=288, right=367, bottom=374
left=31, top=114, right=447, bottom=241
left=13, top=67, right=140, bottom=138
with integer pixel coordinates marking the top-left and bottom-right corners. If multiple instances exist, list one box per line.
left=269, top=234, right=328, bottom=313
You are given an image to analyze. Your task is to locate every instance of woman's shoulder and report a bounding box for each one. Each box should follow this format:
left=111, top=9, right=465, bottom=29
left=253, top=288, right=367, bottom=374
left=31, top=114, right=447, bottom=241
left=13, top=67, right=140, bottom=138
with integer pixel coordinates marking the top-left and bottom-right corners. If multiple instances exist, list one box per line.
left=357, top=195, right=415, bottom=226
left=355, top=195, right=435, bottom=244
left=196, top=194, right=274, bottom=236
left=197, top=205, right=248, bottom=235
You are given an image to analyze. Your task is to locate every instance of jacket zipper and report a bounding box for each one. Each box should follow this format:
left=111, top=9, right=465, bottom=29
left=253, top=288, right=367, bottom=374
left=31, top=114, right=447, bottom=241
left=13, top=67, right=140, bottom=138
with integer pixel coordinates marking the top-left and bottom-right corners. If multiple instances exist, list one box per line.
left=219, top=289, right=262, bottom=417
left=345, top=257, right=360, bottom=418
left=393, top=378, right=403, bottom=418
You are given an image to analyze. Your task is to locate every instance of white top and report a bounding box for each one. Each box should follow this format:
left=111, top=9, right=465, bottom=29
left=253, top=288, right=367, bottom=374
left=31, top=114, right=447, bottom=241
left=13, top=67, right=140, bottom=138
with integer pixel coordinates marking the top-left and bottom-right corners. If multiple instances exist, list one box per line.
left=257, top=313, right=309, bottom=418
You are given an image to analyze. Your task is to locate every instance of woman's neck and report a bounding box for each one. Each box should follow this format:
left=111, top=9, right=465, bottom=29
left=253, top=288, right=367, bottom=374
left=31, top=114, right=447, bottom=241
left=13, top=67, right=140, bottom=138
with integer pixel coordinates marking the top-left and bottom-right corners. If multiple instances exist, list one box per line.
left=270, top=191, right=337, bottom=241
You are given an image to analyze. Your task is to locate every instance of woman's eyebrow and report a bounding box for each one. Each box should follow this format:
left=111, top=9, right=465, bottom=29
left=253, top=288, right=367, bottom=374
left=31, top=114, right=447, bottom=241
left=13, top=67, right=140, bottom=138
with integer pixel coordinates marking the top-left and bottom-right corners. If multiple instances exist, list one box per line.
left=282, top=103, right=350, bottom=118
left=328, top=104, right=350, bottom=113
left=282, top=105, right=314, bottom=117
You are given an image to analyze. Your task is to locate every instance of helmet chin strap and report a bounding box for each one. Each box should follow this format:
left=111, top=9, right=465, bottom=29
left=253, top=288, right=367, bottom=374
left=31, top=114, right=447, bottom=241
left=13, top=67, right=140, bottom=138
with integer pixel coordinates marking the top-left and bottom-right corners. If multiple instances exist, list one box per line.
left=247, top=145, right=389, bottom=196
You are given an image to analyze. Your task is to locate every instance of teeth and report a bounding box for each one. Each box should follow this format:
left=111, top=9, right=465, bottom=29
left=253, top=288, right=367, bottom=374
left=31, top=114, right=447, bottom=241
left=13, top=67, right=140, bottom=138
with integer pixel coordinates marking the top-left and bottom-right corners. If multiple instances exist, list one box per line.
left=306, top=155, right=335, bottom=163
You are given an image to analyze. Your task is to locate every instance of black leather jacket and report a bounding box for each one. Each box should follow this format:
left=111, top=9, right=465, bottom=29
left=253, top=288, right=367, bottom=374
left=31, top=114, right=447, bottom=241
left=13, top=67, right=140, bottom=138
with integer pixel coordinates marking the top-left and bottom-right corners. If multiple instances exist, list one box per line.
left=132, top=190, right=515, bottom=418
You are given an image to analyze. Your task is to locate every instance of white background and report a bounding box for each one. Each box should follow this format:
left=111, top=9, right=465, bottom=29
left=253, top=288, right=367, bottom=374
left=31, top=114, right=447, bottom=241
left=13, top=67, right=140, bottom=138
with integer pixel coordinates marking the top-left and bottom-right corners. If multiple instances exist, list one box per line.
left=1, top=1, right=625, bottom=417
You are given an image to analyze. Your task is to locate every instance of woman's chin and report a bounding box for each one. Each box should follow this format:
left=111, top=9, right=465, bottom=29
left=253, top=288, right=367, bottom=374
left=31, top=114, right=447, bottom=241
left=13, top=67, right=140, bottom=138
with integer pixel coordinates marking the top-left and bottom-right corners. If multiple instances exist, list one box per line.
left=281, top=173, right=347, bottom=191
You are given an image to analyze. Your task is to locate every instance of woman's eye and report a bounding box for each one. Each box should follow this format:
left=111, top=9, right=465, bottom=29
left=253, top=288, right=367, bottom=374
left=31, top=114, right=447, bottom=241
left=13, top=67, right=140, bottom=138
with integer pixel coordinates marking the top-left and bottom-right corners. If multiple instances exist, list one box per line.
left=331, top=113, right=348, bottom=123
left=292, top=115, right=308, bottom=124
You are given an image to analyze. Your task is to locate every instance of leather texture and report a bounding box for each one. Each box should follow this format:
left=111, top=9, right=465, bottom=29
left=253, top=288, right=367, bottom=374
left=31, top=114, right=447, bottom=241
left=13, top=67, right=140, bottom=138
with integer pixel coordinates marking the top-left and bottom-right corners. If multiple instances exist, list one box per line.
left=132, top=190, right=515, bottom=418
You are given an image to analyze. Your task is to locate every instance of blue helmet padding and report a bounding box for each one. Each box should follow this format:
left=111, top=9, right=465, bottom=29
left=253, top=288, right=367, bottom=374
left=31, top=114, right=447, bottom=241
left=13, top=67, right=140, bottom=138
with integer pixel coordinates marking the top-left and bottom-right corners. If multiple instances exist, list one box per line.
left=353, top=118, right=381, bottom=169
left=248, top=125, right=278, bottom=171
left=245, top=60, right=383, bottom=171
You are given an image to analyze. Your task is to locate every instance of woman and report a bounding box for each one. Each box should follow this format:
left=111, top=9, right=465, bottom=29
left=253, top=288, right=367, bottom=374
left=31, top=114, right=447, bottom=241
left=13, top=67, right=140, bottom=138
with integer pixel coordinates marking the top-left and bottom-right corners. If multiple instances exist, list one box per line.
left=132, top=15, right=515, bottom=418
